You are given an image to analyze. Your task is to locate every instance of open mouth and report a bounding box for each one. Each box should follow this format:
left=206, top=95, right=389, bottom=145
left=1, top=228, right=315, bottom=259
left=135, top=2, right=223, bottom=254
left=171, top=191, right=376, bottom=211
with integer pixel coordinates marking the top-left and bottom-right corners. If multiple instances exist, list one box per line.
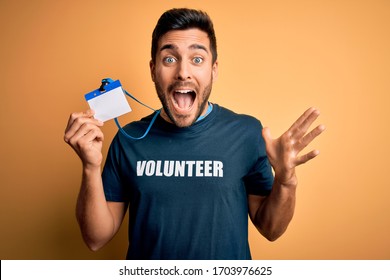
left=173, top=89, right=196, bottom=111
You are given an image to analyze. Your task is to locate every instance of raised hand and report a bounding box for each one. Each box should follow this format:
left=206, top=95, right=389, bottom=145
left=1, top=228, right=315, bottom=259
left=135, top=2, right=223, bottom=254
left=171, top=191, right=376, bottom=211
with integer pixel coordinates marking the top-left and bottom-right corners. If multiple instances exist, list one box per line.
left=262, top=107, right=325, bottom=186
left=64, top=110, right=105, bottom=168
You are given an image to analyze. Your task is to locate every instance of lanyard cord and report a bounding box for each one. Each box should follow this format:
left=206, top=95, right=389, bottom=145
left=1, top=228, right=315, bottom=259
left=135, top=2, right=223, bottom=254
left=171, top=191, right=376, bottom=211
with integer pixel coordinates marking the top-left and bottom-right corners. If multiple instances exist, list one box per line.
left=115, top=102, right=212, bottom=140
left=114, top=110, right=160, bottom=140
left=101, top=78, right=213, bottom=140
left=101, top=78, right=160, bottom=140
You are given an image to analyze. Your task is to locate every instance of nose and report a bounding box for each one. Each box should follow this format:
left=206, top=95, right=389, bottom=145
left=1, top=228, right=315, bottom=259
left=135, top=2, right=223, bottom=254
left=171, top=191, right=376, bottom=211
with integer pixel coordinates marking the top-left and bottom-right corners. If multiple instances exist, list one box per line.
left=176, top=60, right=191, bottom=81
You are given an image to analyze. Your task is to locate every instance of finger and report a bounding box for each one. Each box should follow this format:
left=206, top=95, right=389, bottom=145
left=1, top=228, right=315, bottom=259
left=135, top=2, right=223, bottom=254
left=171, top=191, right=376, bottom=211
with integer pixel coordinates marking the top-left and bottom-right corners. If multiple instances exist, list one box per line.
left=65, top=109, right=95, bottom=133
left=295, top=149, right=320, bottom=166
left=77, top=126, right=105, bottom=146
left=296, top=124, right=325, bottom=151
left=288, top=107, right=316, bottom=131
left=70, top=127, right=104, bottom=165
left=289, top=107, right=320, bottom=139
left=64, top=118, right=102, bottom=144
left=64, top=112, right=103, bottom=143
left=68, top=122, right=103, bottom=148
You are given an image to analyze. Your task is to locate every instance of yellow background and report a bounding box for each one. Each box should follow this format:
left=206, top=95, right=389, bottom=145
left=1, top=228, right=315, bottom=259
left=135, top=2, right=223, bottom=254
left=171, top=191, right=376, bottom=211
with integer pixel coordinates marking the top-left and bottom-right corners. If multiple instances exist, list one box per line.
left=1, top=0, right=389, bottom=259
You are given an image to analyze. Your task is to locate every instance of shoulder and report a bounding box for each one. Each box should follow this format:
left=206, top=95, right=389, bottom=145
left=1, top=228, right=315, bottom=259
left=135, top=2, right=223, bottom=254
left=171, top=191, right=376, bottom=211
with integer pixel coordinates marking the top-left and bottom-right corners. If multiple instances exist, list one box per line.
left=215, top=104, right=264, bottom=130
left=214, top=104, right=268, bottom=158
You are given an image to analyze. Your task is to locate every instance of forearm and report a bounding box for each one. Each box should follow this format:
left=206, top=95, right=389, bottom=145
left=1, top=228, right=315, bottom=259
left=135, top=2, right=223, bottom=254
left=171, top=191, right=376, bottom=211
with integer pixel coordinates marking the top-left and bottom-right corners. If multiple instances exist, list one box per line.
left=76, top=165, right=116, bottom=251
left=254, top=107, right=324, bottom=241
left=253, top=176, right=297, bottom=241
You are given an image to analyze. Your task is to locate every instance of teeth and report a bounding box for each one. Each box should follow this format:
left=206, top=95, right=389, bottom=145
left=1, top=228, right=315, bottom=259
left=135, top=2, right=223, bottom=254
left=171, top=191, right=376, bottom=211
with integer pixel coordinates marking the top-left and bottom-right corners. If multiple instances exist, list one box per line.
left=175, top=90, right=193, bottom=94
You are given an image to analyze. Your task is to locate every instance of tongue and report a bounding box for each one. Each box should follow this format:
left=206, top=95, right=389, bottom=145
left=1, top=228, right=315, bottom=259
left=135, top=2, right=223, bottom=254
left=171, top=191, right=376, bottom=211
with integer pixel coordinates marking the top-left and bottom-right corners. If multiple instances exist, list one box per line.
left=175, top=92, right=193, bottom=109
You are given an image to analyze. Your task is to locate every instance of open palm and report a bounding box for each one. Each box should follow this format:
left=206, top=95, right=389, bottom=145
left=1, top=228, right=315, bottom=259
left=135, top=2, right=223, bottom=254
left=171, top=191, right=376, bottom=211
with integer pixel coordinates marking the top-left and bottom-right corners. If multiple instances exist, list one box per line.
left=262, top=107, right=325, bottom=186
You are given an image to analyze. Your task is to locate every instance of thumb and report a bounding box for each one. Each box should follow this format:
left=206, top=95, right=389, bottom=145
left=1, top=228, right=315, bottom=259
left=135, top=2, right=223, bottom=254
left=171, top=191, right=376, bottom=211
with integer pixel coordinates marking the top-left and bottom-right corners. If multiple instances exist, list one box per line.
left=85, top=109, right=95, bottom=117
left=261, top=127, right=274, bottom=160
left=262, top=127, right=272, bottom=144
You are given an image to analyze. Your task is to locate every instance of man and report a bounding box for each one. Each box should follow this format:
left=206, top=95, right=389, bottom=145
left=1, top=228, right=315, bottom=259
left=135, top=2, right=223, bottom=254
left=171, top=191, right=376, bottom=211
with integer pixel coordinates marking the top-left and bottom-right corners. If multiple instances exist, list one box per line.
left=64, top=8, right=324, bottom=259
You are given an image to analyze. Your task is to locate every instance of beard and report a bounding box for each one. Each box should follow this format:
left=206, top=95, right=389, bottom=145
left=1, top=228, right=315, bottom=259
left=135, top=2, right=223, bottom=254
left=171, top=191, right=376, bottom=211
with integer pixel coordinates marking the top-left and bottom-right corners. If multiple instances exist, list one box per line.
left=154, top=79, right=213, bottom=128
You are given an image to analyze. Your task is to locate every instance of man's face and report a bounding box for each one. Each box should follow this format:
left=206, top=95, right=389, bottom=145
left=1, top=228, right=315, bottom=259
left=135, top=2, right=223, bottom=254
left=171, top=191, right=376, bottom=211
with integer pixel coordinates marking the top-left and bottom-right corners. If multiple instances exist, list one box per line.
left=150, top=28, right=218, bottom=128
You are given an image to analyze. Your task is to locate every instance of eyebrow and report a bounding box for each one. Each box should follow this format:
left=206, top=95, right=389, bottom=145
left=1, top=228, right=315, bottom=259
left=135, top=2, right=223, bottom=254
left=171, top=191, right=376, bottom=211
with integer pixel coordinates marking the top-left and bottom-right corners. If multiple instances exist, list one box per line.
left=159, top=43, right=209, bottom=53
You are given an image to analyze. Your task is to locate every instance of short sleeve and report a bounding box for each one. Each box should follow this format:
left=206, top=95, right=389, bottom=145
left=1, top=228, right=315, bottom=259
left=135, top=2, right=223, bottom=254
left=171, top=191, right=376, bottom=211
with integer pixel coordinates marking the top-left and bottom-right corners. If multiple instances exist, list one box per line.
left=243, top=121, right=274, bottom=196
left=102, top=133, right=130, bottom=202
left=243, top=155, right=274, bottom=196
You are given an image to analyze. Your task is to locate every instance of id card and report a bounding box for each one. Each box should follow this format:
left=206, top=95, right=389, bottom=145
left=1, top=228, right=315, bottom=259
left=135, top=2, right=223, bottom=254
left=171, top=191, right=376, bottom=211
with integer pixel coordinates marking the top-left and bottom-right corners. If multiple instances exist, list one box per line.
left=84, top=80, right=132, bottom=122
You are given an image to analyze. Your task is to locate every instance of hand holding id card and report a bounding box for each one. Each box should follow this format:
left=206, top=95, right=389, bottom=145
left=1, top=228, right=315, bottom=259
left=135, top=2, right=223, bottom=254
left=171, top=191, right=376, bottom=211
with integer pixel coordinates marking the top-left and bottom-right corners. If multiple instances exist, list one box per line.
left=84, top=80, right=132, bottom=122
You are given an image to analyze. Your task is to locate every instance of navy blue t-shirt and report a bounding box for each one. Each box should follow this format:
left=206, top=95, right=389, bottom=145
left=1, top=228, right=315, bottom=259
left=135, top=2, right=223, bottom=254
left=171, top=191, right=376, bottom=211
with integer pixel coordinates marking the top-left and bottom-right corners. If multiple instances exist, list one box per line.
left=102, top=104, right=274, bottom=259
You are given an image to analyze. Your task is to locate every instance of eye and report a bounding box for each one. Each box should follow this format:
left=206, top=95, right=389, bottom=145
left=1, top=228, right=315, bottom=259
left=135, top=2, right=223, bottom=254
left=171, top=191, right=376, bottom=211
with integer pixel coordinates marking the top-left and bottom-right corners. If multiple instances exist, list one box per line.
left=193, top=57, right=203, bottom=64
left=164, top=57, right=177, bottom=64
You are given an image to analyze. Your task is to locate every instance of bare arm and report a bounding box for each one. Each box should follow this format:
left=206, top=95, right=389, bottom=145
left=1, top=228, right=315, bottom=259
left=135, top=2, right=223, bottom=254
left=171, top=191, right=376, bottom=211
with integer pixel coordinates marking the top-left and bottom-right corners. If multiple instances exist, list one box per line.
left=248, top=181, right=296, bottom=241
left=249, top=107, right=325, bottom=241
left=64, top=110, right=127, bottom=251
left=76, top=165, right=127, bottom=251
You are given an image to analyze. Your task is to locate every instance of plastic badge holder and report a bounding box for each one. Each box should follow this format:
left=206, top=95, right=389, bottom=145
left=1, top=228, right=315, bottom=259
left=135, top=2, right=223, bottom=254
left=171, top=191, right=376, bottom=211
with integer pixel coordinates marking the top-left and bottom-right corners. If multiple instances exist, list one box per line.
left=84, top=80, right=132, bottom=122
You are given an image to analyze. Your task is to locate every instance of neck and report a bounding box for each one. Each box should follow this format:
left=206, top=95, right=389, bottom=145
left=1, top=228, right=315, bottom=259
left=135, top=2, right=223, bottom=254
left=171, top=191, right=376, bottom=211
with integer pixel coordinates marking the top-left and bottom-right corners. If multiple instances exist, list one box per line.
left=160, top=102, right=213, bottom=127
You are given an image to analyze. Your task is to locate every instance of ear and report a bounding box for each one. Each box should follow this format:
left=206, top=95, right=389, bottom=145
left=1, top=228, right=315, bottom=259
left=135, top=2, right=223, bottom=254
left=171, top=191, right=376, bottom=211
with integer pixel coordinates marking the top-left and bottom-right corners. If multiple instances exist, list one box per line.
left=149, top=60, right=156, bottom=82
left=212, top=60, right=218, bottom=82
